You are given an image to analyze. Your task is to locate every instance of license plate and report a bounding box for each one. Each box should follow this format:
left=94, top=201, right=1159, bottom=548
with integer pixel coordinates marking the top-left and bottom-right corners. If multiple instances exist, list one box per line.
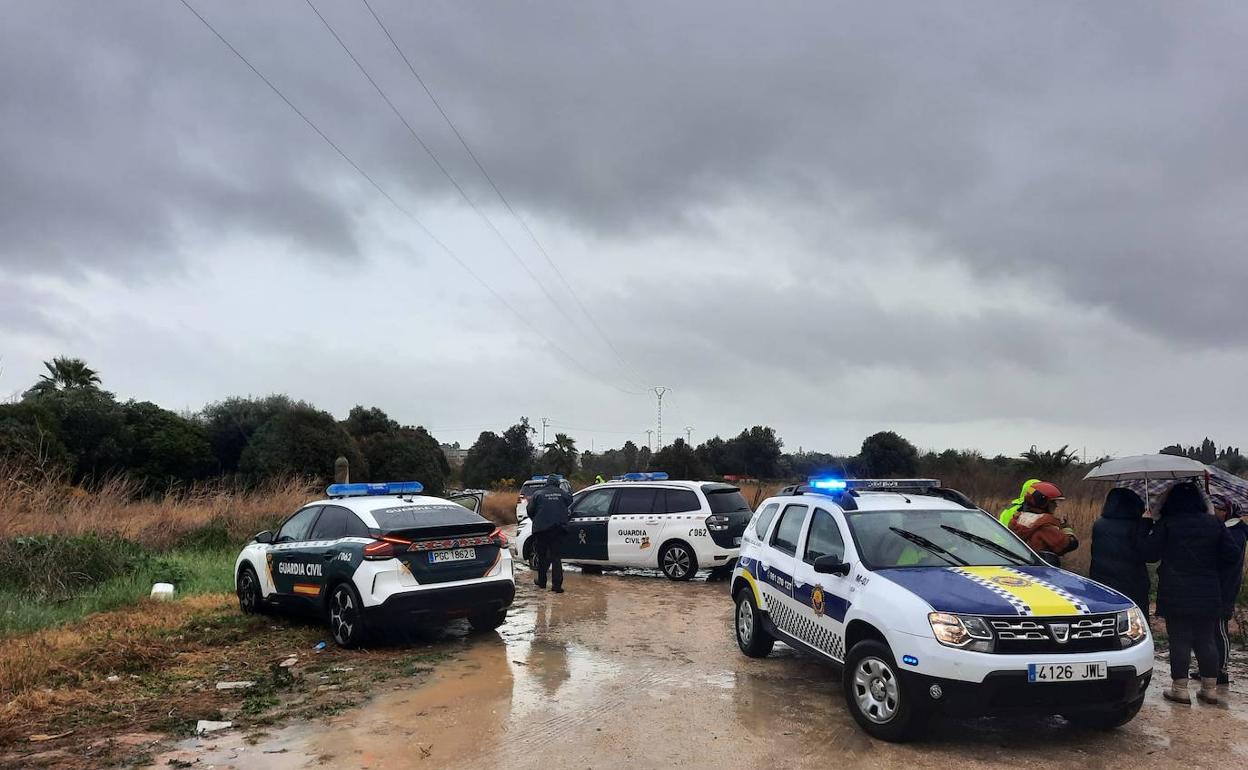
left=428, top=548, right=476, bottom=564
left=1027, top=662, right=1107, bottom=682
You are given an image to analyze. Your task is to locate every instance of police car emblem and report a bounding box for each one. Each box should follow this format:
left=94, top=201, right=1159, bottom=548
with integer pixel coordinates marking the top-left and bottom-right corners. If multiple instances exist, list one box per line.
left=640, top=535, right=651, bottom=550
left=991, top=575, right=1032, bottom=588
left=578, top=529, right=587, bottom=545
left=811, top=586, right=825, bottom=616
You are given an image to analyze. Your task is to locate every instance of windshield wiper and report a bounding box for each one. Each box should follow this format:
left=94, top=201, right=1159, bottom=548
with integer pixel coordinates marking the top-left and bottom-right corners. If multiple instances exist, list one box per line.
left=940, top=525, right=1030, bottom=566
left=887, top=527, right=968, bottom=567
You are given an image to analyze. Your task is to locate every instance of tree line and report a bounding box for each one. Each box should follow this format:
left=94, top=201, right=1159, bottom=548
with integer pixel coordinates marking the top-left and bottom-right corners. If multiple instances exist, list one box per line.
left=4, top=357, right=1244, bottom=495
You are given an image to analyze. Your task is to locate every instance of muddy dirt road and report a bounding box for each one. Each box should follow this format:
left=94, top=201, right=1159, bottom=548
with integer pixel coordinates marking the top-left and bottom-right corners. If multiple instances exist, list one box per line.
left=150, top=566, right=1248, bottom=769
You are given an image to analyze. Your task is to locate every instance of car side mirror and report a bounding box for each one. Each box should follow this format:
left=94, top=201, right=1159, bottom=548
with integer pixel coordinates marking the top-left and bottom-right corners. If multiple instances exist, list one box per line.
left=813, top=554, right=851, bottom=576
left=1036, top=550, right=1060, bottom=567
left=253, top=530, right=274, bottom=544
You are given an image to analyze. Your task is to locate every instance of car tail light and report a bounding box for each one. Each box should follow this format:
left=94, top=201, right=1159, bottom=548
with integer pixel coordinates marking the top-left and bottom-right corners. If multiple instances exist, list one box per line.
left=363, top=535, right=412, bottom=560
left=706, top=514, right=731, bottom=531
left=490, top=527, right=509, bottom=547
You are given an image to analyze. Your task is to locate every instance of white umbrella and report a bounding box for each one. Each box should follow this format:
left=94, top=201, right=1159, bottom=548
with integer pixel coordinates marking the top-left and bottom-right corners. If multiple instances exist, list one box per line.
left=1083, top=454, right=1208, bottom=510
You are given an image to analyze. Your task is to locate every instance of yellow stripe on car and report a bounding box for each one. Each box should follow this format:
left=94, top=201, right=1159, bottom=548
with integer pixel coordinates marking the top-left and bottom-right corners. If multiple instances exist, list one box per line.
left=957, top=566, right=1082, bottom=616
left=739, top=568, right=763, bottom=605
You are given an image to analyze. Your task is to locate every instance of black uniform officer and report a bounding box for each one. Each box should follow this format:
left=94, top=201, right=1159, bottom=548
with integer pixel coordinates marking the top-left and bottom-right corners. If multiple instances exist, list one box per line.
left=526, top=475, right=573, bottom=593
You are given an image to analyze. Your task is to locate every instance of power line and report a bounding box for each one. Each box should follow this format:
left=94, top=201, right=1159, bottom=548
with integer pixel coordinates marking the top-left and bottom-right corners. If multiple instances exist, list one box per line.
left=177, top=0, right=644, bottom=397
left=303, top=0, right=647, bottom=393
left=358, top=0, right=650, bottom=392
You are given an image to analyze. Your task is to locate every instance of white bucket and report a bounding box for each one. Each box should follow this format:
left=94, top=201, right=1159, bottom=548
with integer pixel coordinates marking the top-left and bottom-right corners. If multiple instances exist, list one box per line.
left=150, top=582, right=176, bottom=601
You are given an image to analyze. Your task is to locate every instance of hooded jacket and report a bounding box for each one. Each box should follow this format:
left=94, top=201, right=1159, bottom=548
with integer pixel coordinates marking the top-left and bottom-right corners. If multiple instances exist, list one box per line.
left=1138, top=482, right=1238, bottom=619
left=1009, top=509, right=1078, bottom=556
left=1089, top=488, right=1151, bottom=616
left=1219, top=516, right=1248, bottom=619
left=526, top=480, right=573, bottom=534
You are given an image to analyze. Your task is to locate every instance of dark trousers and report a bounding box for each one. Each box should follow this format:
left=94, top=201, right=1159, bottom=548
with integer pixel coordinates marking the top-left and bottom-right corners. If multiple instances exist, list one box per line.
left=1166, top=614, right=1220, bottom=680
left=533, top=528, right=564, bottom=590
left=1214, top=618, right=1231, bottom=684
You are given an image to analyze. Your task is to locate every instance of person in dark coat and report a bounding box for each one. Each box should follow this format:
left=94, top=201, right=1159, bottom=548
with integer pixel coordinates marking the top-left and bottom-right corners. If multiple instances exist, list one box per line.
left=526, top=475, right=573, bottom=593
left=1212, top=494, right=1248, bottom=693
left=1138, top=481, right=1239, bottom=705
left=1090, top=488, right=1151, bottom=619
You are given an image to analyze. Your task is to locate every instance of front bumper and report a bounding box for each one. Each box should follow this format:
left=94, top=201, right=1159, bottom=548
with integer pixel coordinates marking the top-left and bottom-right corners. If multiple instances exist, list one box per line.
left=361, top=578, right=515, bottom=625
left=902, top=666, right=1150, bottom=715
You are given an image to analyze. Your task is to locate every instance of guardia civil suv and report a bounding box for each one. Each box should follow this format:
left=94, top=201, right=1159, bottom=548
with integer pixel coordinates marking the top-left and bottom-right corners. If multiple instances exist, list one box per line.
left=512, top=472, right=750, bottom=580
left=235, top=481, right=514, bottom=647
left=731, top=478, right=1152, bottom=742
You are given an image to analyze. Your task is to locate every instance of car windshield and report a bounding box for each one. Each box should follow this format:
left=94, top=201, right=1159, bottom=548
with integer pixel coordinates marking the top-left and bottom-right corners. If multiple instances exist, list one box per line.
left=844, top=508, right=1038, bottom=569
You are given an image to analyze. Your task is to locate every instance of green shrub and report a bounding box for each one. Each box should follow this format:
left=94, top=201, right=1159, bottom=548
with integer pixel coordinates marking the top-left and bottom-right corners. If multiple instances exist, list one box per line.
left=0, top=534, right=148, bottom=600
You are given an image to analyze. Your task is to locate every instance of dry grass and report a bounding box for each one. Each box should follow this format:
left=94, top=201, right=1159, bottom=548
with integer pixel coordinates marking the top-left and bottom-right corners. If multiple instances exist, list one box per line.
left=481, top=490, right=519, bottom=525
left=0, top=465, right=316, bottom=550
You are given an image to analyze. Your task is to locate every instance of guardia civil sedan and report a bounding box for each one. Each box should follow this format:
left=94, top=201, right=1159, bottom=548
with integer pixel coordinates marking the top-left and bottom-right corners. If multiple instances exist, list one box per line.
left=235, top=481, right=514, bottom=647
left=731, top=478, right=1152, bottom=742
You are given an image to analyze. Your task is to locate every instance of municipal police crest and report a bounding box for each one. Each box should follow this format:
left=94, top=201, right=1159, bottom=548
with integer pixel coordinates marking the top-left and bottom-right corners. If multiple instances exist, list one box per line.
left=991, top=575, right=1031, bottom=588
left=811, top=586, right=825, bottom=616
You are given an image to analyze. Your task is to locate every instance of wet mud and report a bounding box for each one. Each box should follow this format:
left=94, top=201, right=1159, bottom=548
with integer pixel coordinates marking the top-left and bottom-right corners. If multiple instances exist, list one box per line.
left=148, top=566, right=1248, bottom=769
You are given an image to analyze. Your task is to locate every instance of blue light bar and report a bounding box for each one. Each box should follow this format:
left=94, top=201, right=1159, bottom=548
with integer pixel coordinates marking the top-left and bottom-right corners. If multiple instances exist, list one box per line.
left=809, top=478, right=848, bottom=491
left=618, top=472, right=670, bottom=481
left=326, top=481, right=424, bottom=497
left=530, top=474, right=564, bottom=481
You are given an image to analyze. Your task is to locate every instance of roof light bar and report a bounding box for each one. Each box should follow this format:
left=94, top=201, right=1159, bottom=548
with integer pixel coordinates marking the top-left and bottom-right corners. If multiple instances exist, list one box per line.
left=614, top=472, right=670, bottom=482
left=803, top=478, right=941, bottom=495
left=529, top=474, right=564, bottom=481
left=326, top=481, right=424, bottom=497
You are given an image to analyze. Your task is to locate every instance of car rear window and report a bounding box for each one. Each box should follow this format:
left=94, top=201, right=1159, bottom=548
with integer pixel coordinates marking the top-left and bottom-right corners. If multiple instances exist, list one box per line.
left=705, top=488, right=750, bottom=513
left=371, top=504, right=483, bottom=530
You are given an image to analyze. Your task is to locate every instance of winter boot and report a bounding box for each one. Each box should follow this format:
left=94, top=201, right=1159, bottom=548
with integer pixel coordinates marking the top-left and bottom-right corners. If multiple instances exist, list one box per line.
left=1197, top=678, right=1220, bottom=705
left=1164, top=679, right=1192, bottom=705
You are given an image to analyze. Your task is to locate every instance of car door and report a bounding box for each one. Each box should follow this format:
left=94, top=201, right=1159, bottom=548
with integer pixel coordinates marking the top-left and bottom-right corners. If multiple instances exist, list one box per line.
left=790, top=506, right=852, bottom=661
left=608, top=485, right=661, bottom=566
left=446, top=490, right=484, bottom=514
left=269, top=505, right=323, bottom=605
left=564, top=488, right=614, bottom=561
left=757, top=503, right=807, bottom=637
left=656, top=486, right=704, bottom=557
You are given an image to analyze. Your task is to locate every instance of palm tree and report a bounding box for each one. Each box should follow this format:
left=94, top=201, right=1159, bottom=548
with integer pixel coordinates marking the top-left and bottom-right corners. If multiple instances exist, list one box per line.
left=29, top=356, right=101, bottom=395
left=543, top=433, right=579, bottom=476
left=1019, top=444, right=1080, bottom=476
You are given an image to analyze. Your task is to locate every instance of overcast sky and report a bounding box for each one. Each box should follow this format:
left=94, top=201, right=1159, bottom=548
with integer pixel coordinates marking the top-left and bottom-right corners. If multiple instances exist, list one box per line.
left=2, top=1, right=1246, bottom=459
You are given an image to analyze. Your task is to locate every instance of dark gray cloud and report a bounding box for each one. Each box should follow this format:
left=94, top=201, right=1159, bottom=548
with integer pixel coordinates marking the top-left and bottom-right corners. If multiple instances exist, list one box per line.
left=2, top=1, right=1246, bottom=376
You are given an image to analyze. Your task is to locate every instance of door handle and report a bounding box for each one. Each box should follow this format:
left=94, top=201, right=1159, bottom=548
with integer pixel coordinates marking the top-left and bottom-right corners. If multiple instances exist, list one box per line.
left=645, top=519, right=661, bottom=526
left=322, top=551, right=335, bottom=559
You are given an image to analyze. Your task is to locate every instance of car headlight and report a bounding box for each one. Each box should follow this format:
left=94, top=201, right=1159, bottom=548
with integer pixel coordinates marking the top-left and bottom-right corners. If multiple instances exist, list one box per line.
left=1117, top=606, right=1148, bottom=646
left=929, top=612, right=994, bottom=652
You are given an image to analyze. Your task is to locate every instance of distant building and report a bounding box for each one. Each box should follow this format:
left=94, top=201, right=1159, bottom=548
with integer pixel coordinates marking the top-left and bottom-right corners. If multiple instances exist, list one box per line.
left=440, top=442, right=469, bottom=468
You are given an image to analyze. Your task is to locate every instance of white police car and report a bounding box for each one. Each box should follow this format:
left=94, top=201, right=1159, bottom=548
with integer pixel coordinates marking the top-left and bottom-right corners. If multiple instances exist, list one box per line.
left=515, top=474, right=574, bottom=523
left=731, top=478, right=1152, bottom=742
left=234, top=481, right=514, bottom=647
left=512, top=473, right=750, bottom=580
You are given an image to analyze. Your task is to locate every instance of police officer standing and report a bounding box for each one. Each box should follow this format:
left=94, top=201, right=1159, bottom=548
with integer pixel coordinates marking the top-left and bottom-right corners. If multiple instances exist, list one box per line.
left=527, top=474, right=573, bottom=593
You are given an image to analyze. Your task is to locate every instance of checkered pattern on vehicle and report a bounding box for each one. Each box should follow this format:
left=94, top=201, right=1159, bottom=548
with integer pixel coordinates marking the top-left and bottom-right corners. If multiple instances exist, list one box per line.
left=766, top=596, right=845, bottom=662
left=1031, top=575, right=1091, bottom=614
left=954, top=568, right=1033, bottom=614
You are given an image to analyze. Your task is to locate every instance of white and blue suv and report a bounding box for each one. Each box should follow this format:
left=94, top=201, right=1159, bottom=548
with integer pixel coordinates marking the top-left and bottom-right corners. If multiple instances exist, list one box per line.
left=731, top=478, right=1152, bottom=742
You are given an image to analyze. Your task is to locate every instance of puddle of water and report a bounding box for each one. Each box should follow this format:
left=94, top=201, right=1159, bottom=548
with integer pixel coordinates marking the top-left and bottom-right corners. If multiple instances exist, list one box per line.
left=148, top=568, right=1248, bottom=770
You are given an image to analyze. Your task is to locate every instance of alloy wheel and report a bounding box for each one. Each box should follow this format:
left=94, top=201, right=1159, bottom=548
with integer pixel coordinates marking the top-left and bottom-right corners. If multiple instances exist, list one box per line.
left=737, top=597, right=754, bottom=644
left=329, top=586, right=357, bottom=645
left=662, top=546, right=691, bottom=578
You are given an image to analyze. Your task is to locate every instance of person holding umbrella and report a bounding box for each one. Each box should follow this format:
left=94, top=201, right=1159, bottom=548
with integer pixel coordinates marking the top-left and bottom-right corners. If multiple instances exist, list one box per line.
left=1138, top=481, right=1239, bottom=705
left=1090, top=488, right=1151, bottom=619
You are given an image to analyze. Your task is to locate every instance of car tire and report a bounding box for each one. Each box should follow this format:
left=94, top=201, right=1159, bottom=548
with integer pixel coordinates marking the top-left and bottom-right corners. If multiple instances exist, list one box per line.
left=734, top=587, right=775, bottom=658
left=469, top=608, right=508, bottom=633
left=659, top=541, right=698, bottom=581
left=327, top=582, right=369, bottom=648
left=579, top=565, right=603, bottom=575
left=236, top=565, right=266, bottom=615
left=1067, top=695, right=1145, bottom=730
left=843, top=639, right=928, bottom=742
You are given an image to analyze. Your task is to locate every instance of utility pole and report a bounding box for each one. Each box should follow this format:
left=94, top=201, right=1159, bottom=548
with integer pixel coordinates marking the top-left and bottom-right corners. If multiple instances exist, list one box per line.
left=540, top=416, right=550, bottom=446
left=645, top=430, right=654, bottom=453
left=685, top=426, right=694, bottom=444
left=652, top=387, right=668, bottom=450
